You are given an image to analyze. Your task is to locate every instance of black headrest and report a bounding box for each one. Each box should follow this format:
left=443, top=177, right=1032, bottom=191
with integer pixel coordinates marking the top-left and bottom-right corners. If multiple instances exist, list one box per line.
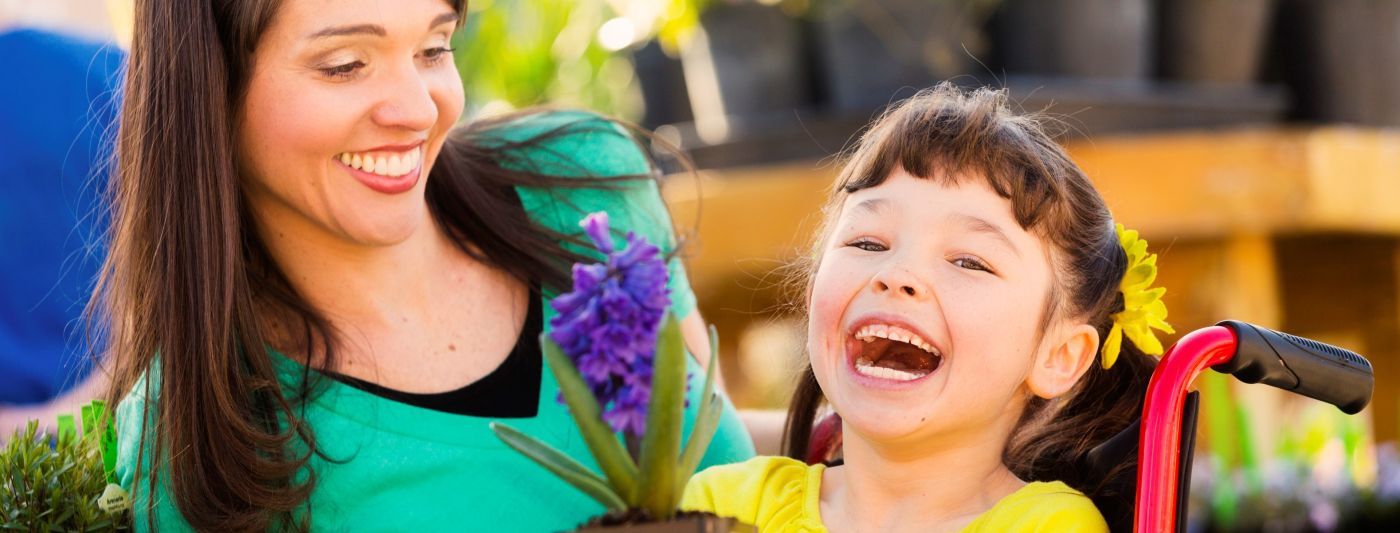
left=1076, top=391, right=1200, bottom=533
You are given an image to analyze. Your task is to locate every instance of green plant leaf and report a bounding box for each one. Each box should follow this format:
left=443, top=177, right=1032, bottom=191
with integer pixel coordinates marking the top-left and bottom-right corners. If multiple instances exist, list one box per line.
left=541, top=334, right=640, bottom=502
left=636, top=313, right=687, bottom=519
left=675, top=325, right=723, bottom=496
left=490, top=422, right=627, bottom=510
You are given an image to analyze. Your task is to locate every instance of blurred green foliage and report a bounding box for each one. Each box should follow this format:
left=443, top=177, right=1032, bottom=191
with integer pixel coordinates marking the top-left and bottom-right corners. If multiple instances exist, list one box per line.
left=452, top=0, right=640, bottom=120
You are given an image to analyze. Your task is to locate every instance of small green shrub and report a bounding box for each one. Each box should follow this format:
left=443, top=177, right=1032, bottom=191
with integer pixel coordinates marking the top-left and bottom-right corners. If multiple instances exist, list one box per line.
left=1, top=420, right=132, bottom=531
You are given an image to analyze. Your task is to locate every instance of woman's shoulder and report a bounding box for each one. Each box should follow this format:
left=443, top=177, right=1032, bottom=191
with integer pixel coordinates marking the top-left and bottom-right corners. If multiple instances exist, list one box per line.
left=965, top=481, right=1108, bottom=533
left=682, top=456, right=825, bottom=532
left=469, top=108, right=651, bottom=179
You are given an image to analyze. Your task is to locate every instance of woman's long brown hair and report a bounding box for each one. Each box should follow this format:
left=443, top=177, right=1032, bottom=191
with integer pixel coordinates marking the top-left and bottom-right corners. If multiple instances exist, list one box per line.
left=96, top=0, right=660, bottom=529
left=782, top=84, right=1157, bottom=500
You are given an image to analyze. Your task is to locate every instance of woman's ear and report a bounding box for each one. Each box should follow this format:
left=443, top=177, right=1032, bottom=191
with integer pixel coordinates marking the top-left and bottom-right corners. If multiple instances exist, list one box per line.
left=1026, top=323, right=1100, bottom=399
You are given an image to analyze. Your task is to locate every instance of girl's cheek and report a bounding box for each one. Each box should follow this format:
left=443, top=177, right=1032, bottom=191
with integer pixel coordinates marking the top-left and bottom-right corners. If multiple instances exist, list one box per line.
left=807, top=262, right=858, bottom=361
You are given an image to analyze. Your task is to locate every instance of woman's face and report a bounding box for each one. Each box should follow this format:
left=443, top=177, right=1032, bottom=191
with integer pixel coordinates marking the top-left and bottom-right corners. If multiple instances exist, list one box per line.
left=239, top=0, right=464, bottom=247
left=807, top=169, right=1059, bottom=453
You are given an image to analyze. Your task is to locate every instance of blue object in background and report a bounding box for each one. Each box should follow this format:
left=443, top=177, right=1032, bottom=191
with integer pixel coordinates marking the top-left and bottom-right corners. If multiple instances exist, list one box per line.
left=0, top=29, right=124, bottom=404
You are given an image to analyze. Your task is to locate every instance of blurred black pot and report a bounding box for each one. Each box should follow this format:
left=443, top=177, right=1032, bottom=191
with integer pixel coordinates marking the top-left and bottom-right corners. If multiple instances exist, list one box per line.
left=1275, top=0, right=1400, bottom=126
left=997, top=0, right=1154, bottom=80
left=679, top=1, right=813, bottom=142
left=1159, top=0, right=1276, bottom=85
left=812, top=0, right=988, bottom=113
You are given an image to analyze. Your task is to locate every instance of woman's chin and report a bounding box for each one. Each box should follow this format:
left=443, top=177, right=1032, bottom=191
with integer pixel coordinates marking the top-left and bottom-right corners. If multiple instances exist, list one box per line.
left=336, top=213, right=426, bottom=247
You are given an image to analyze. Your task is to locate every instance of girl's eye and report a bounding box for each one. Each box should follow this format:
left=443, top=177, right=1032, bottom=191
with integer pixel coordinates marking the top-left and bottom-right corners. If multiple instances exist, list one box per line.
left=421, top=46, right=456, bottom=65
left=319, top=61, right=365, bottom=80
left=952, top=256, right=993, bottom=273
left=847, top=239, right=887, bottom=252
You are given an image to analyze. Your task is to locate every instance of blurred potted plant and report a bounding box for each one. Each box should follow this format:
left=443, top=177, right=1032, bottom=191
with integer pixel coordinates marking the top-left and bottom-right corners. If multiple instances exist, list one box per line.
left=490, top=212, right=747, bottom=532
left=1158, top=0, right=1276, bottom=85
left=672, top=0, right=815, bottom=143
left=811, top=0, right=1000, bottom=113
left=996, top=0, right=1154, bottom=80
left=1189, top=380, right=1400, bottom=532
left=1273, top=0, right=1400, bottom=126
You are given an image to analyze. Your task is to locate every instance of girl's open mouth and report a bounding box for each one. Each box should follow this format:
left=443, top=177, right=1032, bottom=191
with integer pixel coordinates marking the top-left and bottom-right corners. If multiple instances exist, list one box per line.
left=850, top=323, right=943, bottom=383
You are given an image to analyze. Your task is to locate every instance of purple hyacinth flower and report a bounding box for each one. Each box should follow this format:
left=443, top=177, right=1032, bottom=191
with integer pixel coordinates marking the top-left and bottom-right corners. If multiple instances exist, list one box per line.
left=582, top=211, right=615, bottom=254
left=549, top=212, right=671, bottom=437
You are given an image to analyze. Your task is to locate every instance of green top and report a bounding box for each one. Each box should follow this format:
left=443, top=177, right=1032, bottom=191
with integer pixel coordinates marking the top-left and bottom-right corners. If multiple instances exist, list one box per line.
left=114, top=110, right=755, bottom=532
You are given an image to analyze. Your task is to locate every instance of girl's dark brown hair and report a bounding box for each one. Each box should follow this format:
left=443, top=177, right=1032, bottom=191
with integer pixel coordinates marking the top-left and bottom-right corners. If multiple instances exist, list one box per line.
left=781, top=83, right=1156, bottom=500
left=97, top=0, right=656, bottom=529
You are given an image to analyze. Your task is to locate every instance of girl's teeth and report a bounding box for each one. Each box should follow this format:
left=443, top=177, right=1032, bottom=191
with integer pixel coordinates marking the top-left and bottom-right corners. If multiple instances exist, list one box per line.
left=340, top=153, right=351, bottom=165
left=854, top=324, right=939, bottom=356
left=351, top=153, right=362, bottom=170
left=388, top=155, right=403, bottom=176
left=854, top=358, right=926, bottom=382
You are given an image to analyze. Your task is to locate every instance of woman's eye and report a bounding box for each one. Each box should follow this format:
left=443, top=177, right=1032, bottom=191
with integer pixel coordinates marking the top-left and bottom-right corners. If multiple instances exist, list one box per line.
left=421, top=46, right=456, bottom=65
left=952, top=256, right=993, bottom=273
left=847, top=239, right=887, bottom=252
left=319, top=61, right=365, bottom=80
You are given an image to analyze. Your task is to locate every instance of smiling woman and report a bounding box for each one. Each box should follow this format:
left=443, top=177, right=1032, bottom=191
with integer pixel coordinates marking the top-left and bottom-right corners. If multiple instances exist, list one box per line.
left=100, top=0, right=753, bottom=530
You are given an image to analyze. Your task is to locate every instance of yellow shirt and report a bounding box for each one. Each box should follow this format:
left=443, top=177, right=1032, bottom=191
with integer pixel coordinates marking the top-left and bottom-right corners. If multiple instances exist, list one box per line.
left=681, top=456, right=1108, bottom=533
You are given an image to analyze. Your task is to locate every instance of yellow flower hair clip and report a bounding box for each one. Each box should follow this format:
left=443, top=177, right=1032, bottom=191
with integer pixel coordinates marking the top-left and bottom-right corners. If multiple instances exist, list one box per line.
left=1101, top=223, right=1175, bottom=369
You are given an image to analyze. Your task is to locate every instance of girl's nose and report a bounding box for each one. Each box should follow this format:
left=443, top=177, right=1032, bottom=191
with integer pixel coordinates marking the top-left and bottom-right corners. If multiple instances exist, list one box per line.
left=871, top=265, right=928, bottom=300
left=371, top=65, right=439, bottom=131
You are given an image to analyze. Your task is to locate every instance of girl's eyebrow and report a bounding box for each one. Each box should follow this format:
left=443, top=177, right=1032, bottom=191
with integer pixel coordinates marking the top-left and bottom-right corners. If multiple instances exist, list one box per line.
left=307, top=12, right=459, bottom=40
left=949, top=212, right=1021, bottom=257
left=852, top=198, right=891, bottom=215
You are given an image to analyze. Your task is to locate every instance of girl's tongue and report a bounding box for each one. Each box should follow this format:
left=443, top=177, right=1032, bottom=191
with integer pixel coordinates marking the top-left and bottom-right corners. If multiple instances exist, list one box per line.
left=854, top=337, right=942, bottom=382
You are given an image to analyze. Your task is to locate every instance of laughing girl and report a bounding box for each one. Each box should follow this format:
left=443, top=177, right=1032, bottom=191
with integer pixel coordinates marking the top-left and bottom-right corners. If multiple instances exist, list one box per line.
left=682, top=84, right=1173, bottom=532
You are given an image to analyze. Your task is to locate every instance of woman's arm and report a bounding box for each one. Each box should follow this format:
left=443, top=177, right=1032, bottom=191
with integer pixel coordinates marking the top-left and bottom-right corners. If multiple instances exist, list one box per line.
left=0, top=371, right=109, bottom=440
left=681, top=312, right=786, bottom=455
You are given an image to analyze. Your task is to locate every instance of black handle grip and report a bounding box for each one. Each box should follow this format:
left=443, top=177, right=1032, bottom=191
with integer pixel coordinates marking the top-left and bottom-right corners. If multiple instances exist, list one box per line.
left=1213, top=321, right=1374, bottom=414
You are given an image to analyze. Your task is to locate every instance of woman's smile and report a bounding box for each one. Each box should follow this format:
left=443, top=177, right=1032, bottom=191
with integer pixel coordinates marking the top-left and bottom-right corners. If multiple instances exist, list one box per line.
left=335, top=143, right=424, bottom=194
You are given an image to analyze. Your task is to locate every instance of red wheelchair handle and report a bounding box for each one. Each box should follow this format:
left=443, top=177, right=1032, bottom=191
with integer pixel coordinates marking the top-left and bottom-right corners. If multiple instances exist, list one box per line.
left=1135, top=323, right=1375, bottom=532
left=1136, top=326, right=1237, bottom=533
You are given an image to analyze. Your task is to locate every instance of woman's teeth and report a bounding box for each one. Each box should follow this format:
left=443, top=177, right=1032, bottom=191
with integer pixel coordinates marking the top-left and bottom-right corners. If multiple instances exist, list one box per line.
left=337, top=147, right=421, bottom=178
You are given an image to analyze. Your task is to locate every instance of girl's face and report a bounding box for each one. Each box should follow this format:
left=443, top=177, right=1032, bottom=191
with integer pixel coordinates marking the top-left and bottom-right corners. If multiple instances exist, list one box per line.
left=808, top=168, right=1062, bottom=451
left=239, top=0, right=464, bottom=247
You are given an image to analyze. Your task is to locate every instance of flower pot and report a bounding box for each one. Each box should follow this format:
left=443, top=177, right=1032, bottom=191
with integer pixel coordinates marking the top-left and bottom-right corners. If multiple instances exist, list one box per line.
left=633, top=40, right=693, bottom=130
left=679, top=0, right=813, bottom=142
left=1275, top=0, right=1400, bottom=126
left=573, top=511, right=754, bottom=533
left=812, top=0, right=986, bottom=112
left=1158, top=0, right=1276, bottom=85
left=997, top=0, right=1154, bottom=80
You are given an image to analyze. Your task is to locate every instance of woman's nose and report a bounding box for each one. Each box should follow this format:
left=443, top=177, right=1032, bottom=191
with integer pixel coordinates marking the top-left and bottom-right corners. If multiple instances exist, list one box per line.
left=371, top=64, right=439, bottom=131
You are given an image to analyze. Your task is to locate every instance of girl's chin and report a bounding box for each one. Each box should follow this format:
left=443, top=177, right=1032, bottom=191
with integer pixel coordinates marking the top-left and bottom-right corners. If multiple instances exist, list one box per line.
left=837, top=410, right=943, bottom=445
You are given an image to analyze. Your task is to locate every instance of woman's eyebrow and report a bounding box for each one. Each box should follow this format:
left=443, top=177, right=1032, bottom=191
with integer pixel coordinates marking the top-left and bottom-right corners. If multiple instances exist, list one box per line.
left=308, top=24, right=386, bottom=40
left=307, top=12, right=459, bottom=40
left=950, top=212, right=1020, bottom=257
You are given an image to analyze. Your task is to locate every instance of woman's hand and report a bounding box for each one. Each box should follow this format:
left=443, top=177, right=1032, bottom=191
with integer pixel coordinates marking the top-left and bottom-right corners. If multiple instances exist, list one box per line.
left=0, top=372, right=109, bottom=442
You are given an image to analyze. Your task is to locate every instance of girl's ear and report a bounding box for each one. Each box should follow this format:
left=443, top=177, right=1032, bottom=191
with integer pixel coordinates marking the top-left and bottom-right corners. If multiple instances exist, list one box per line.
left=1026, top=323, right=1100, bottom=399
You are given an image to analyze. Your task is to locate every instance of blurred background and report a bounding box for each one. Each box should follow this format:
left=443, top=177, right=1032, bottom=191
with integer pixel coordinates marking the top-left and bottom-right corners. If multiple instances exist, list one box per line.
left=5, top=0, right=1400, bottom=530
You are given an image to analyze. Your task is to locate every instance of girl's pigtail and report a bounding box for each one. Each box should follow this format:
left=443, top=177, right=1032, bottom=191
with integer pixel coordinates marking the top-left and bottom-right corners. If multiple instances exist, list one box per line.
left=782, top=366, right=826, bottom=462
